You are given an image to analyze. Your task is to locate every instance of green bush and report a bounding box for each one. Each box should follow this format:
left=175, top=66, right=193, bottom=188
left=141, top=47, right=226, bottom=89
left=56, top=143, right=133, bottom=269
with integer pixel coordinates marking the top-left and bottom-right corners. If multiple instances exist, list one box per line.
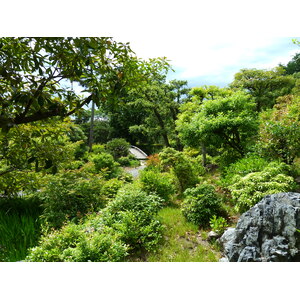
left=102, top=185, right=164, bottom=251
left=25, top=222, right=128, bottom=262
left=26, top=184, right=164, bottom=261
left=139, top=169, right=176, bottom=202
left=209, top=215, right=228, bottom=235
left=228, top=161, right=295, bottom=213
left=37, top=169, right=105, bottom=230
left=101, top=178, right=124, bottom=201
left=221, top=155, right=270, bottom=186
left=181, top=184, right=222, bottom=227
left=89, top=152, right=121, bottom=179
left=106, top=138, right=130, bottom=159
left=159, top=147, right=200, bottom=193
left=117, top=154, right=139, bottom=167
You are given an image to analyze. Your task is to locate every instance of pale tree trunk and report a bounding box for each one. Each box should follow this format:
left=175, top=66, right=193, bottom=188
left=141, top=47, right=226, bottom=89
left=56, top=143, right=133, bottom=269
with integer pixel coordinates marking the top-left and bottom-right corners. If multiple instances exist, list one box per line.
left=88, top=101, right=95, bottom=152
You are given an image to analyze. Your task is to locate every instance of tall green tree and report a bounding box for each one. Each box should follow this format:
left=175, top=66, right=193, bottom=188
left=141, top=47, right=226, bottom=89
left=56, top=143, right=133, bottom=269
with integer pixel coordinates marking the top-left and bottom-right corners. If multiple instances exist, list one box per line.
left=177, top=90, right=258, bottom=158
left=230, top=67, right=295, bottom=112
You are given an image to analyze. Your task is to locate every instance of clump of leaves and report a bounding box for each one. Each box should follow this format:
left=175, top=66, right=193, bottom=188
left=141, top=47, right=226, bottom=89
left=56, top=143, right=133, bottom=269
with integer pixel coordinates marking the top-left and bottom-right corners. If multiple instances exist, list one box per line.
left=106, top=138, right=130, bottom=160
left=89, top=152, right=121, bottom=179
left=26, top=185, right=164, bottom=261
left=209, top=215, right=228, bottom=235
left=181, top=184, right=222, bottom=227
left=221, top=154, right=270, bottom=186
left=228, top=162, right=295, bottom=213
left=36, top=168, right=105, bottom=230
left=25, top=222, right=128, bottom=262
left=139, top=169, right=176, bottom=203
left=159, top=147, right=202, bottom=193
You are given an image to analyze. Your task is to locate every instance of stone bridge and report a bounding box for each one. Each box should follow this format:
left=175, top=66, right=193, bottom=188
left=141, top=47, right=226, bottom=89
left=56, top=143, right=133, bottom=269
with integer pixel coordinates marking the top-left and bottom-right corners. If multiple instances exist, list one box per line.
left=129, top=146, right=148, bottom=160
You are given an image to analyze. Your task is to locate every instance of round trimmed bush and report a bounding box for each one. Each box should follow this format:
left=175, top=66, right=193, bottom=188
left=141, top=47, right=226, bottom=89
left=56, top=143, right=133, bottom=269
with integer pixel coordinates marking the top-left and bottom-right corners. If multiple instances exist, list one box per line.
left=181, top=184, right=222, bottom=227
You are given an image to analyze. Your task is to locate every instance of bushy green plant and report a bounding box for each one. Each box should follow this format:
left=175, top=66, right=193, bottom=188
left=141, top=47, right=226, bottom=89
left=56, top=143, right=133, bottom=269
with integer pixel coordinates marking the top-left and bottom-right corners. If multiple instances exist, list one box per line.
left=117, top=155, right=139, bottom=167
left=37, top=169, right=105, bottom=230
left=25, top=222, right=128, bottom=262
left=228, top=162, right=295, bottom=213
left=181, top=184, right=222, bottom=227
left=139, top=169, right=176, bottom=202
left=89, top=152, right=121, bottom=179
left=209, top=215, right=228, bottom=235
left=26, top=184, right=164, bottom=261
left=102, top=185, right=164, bottom=251
left=159, top=147, right=200, bottom=193
left=221, top=155, right=270, bottom=185
left=91, top=144, right=106, bottom=154
left=101, top=178, right=124, bottom=201
left=106, top=138, right=130, bottom=159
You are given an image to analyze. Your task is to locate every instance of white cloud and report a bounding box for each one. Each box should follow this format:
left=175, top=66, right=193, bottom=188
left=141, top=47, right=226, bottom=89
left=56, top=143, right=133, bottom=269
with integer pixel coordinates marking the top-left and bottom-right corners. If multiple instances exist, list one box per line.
left=120, top=36, right=299, bottom=87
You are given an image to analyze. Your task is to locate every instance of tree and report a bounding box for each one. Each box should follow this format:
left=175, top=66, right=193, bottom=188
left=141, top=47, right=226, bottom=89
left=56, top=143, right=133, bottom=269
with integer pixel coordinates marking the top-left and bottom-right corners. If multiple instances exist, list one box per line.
left=0, top=118, right=80, bottom=195
left=280, top=52, right=300, bottom=75
left=0, top=37, right=139, bottom=133
left=258, top=94, right=300, bottom=164
left=230, top=67, right=295, bottom=112
left=98, top=58, right=188, bottom=151
left=177, top=90, right=258, bottom=158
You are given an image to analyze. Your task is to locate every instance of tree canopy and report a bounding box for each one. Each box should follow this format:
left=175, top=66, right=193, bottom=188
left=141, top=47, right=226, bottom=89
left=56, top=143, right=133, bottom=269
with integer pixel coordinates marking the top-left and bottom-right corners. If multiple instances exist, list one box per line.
left=0, top=37, right=140, bottom=132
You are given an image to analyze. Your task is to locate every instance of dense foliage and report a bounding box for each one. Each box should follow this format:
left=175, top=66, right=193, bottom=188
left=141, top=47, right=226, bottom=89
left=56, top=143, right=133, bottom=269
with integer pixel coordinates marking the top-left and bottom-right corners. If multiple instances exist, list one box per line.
left=181, top=184, right=223, bottom=227
left=1, top=38, right=300, bottom=262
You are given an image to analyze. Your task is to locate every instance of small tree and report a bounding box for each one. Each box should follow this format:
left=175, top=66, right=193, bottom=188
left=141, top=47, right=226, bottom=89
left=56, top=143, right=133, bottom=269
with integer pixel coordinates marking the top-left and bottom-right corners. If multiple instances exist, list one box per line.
left=177, top=90, right=258, bottom=158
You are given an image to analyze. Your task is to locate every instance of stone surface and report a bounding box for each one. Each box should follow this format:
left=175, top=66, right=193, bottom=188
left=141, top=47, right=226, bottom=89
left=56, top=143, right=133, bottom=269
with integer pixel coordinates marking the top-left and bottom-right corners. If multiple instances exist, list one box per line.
left=219, top=193, right=300, bottom=262
left=207, top=230, right=220, bottom=241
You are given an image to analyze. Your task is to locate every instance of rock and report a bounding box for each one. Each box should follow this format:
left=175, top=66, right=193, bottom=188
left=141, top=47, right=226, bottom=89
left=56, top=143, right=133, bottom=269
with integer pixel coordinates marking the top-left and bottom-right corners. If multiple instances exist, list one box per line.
left=207, top=230, right=220, bottom=241
left=219, top=192, right=300, bottom=262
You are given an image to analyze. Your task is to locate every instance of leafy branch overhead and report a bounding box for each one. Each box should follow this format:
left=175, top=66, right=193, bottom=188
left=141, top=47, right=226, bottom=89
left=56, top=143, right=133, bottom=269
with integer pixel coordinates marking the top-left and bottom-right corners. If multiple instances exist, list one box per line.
left=0, top=37, right=146, bottom=132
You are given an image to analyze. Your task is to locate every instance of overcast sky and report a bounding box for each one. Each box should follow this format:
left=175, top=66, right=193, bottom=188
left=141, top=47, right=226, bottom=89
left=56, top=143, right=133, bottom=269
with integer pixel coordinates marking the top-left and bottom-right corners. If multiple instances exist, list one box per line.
left=116, top=36, right=300, bottom=88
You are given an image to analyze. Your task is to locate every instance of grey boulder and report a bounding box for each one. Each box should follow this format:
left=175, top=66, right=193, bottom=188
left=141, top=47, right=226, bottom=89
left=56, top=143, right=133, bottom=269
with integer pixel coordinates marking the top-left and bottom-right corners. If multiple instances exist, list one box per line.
left=219, top=192, right=300, bottom=262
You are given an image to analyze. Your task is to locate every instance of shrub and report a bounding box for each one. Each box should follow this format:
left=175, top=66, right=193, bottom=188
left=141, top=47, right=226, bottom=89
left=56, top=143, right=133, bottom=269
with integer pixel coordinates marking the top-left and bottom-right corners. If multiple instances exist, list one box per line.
left=139, top=169, right=176, bottom=202
left=37, top=169, right=105, bottom=230
left=26, top=184, right=164, bottom=261
left=105, top=184, right=163, bottom=218
left=106, top=138, right=130, bottom=159
left=146, top=154, right=162, bottom=170
left=117, top=155, right=139, bottom=167
left=228, top=162, right=295, bottom=213
left=221, top=155, right=270, bottom=186
left=89, top=152, right=121, bottom=179
left=159, top=147, right=200, bottom=193
left=25, top=222, right=128, bottom=262
left=181, top=184, right=222, bottom=227
left=101, top=178, right=124, bottom=201
left=209, top=215, right=228, bottom=235
left=102, top=185, right=164, bottom=251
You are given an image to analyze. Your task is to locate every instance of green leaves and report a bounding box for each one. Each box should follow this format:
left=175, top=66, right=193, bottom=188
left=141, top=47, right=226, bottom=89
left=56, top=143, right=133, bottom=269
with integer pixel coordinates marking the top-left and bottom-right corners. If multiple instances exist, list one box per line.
left=177, top=90, right=258, bottom=155
left=0, top=37, right=136, bottom=130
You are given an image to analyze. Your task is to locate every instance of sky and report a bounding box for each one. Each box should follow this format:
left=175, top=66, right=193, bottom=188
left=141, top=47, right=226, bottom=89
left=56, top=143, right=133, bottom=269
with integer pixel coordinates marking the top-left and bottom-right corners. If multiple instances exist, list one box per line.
left=115, top=36, right=300, bottom=88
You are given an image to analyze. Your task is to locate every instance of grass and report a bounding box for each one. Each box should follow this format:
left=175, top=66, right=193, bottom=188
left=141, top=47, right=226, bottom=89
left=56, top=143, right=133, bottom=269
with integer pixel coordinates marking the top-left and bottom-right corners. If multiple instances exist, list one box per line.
left=147, top=206, right=221, bottom=262
left=0, top=197, right=41, bottom=262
